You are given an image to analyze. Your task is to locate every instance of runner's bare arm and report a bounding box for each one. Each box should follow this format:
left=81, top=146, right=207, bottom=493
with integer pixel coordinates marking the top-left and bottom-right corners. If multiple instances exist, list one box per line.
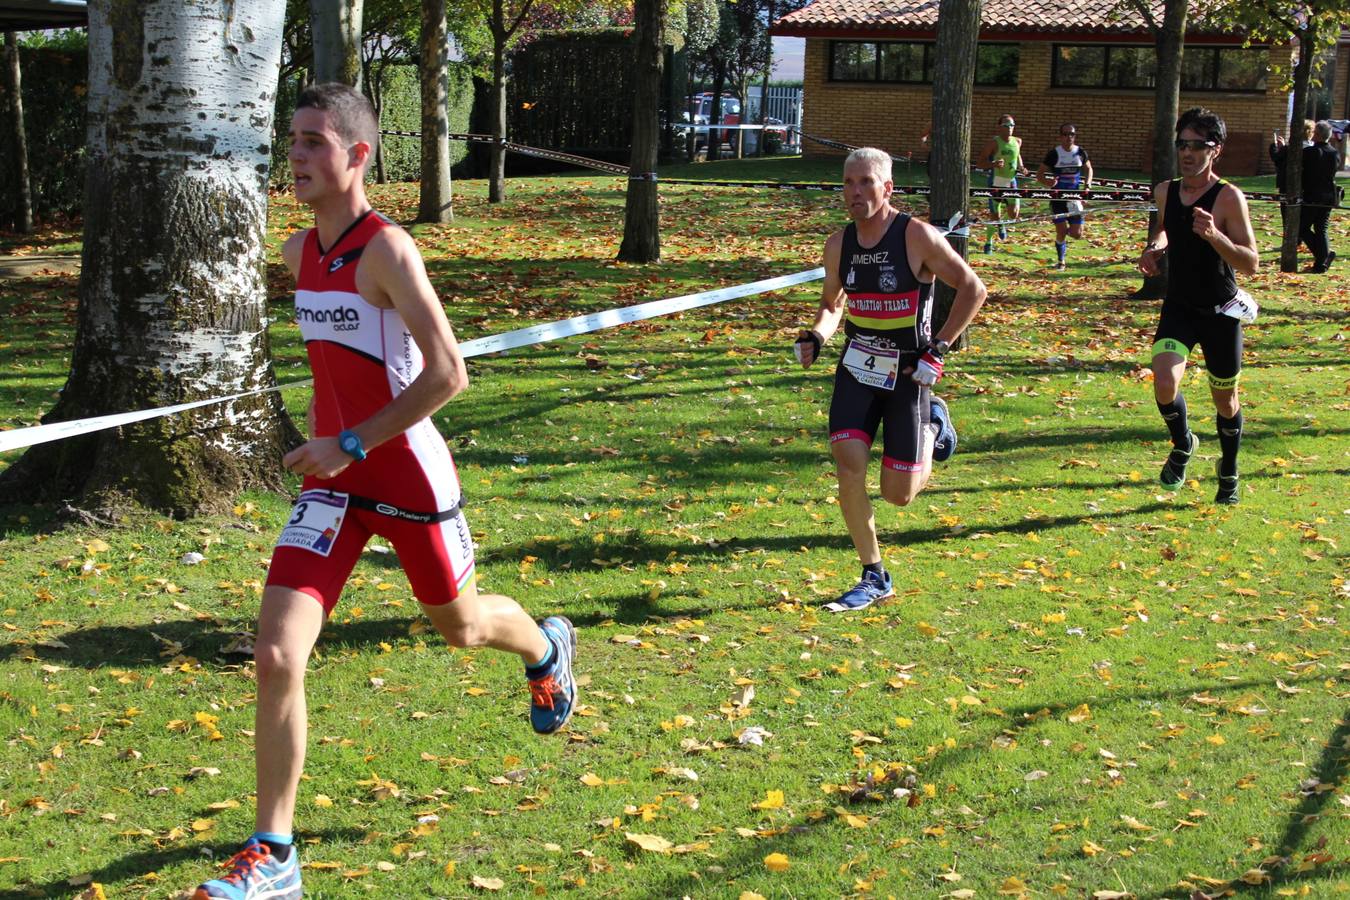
left=281, top=230, right=305, bottom=279
left=798, top=231, right=847, bottom=368
left=912, top=221, right=986, bottom=344
left=351, top=227, right=468, bottom=446
left=282, top=228, right=466, bottom=479
left=1199, top=186, right=1258, bottom=275
left=1082, top=158, right=1094, bottom=188
left=1138, top=181, right=1170, bottom=276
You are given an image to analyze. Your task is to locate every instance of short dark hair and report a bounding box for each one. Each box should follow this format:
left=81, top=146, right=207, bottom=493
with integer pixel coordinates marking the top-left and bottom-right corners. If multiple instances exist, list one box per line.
left=295, top=82, right=378, bottom=152
left=1176, top=107, right=1226, bottom=145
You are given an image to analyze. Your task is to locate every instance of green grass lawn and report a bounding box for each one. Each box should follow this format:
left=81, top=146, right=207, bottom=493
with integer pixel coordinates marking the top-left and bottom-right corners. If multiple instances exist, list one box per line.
left=0, top=158, right=1347, bottom=899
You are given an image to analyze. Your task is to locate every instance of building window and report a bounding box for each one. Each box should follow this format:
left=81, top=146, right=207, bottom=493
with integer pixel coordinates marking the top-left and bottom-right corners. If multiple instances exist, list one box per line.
left=829, top=41, right=1019, bottom=86
left=1053, top=44, right=1268, bottom=92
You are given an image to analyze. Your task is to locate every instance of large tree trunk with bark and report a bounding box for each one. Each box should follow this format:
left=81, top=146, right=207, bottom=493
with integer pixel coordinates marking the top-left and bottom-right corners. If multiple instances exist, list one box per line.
left=418, top=0, right=453, bottom=223
left=489, top=27, right=507, bottom=203
left=310, top=0, right=364, bottom=88
left=928, top=0, right=982, bottom=346
left=1281, top=28, right=1317, bottom=273
left=1132, top=0, right=1186, bottom=299
left=618, top=0, right=664, bottom=262
left=0, top=0, right=297, bottom=516
left=3, top=32, right=32, bottom=234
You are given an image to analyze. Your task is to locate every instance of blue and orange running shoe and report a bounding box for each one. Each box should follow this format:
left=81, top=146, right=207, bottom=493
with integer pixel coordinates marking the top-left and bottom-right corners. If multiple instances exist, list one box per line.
left=193, top=837, right=301, bottom=900
left=529, top=616, right=577, bottom=734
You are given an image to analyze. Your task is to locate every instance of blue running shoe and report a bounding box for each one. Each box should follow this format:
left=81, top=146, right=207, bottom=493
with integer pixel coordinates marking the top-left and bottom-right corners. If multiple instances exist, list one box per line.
left=193, top=838, right=301, bottom=900
left=823, top=570, right=894, bottom=613
left=530, top=616, right=577, bottom=734
left=930, top=396, right=957, bottom=463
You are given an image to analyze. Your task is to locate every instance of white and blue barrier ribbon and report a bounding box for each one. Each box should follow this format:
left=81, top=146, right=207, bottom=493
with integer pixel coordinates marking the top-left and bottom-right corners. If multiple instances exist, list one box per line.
left=0, top=269, right=827, bottom=455
left=0, top=380, right=311, bottom=454
left=456, top=267, right=825, bottom=358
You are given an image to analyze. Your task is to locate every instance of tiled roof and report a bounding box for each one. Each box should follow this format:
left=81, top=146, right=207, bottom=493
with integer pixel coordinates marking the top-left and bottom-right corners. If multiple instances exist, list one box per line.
left=773, top=0, right=1232, bottom=38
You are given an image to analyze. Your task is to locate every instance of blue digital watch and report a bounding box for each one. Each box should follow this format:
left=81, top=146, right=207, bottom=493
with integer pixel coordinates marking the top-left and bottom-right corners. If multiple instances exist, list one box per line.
left=337, top=429, right=366, bottom=461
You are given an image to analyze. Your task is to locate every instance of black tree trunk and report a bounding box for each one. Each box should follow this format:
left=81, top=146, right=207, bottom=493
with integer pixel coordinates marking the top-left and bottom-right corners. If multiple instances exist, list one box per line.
left=618, top=0, right=664, bottom=262
left=418, top=0, right=453, bottom=223
left=928, top=0, right=983, bottom=345
left=1281, top=25, right=1318, bottom=273
left=1132, top=0, right=1187, bottom=299
left=3, top=32, right=31, bottom=234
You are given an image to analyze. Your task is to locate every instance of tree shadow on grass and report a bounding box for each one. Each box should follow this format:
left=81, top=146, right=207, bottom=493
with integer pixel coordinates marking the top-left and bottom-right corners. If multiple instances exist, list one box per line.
left=0, top=592, right=748, bottom=670
left=482, top=500, right=1174, bottom=575
left=632, top=679, right=1347, bottom=898
left=0, top=827, right=367, bottom=900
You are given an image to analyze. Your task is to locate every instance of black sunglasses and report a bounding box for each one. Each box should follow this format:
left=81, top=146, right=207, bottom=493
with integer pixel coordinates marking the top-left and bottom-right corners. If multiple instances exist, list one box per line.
left=1061, top=131, right=1076, bottom=136
left=1175, top=138, right=1217, bottom=151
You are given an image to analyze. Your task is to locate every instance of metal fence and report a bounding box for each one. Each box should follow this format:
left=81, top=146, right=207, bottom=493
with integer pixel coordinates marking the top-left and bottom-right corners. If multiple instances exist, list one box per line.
left=747, top=85, right=803, bottom=152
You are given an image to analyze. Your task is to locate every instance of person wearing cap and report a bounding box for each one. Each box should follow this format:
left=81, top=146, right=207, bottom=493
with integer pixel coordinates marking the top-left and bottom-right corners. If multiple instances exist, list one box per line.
left=978, top=115, right=1027, bottom=254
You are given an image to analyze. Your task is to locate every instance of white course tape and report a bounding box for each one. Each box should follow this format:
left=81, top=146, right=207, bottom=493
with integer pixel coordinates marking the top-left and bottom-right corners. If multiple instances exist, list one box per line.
left=0, top=380, right=312, bottom=454
left=456, top=267, right=825, bottom=358
left=0, top=269, right=826, bottom=455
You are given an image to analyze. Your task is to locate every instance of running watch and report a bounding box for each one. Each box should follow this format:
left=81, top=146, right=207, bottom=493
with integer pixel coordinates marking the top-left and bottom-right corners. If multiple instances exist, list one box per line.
left=338, top=429, right=367, bottom=461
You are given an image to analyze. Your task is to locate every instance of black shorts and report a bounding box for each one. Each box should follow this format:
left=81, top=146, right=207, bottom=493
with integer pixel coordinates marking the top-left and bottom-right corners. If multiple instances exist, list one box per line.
left=828, top=341, right=931, bottom=471
left=1152, top=302, right=1242, bottom=389
left=1050, top=199, right=1083, bottom=225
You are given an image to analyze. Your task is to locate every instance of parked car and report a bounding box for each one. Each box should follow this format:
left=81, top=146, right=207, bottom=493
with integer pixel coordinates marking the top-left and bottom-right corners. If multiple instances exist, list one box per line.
left=685, top=93, right=742, bottom=149
left=682, top=94, right=789, bottom=155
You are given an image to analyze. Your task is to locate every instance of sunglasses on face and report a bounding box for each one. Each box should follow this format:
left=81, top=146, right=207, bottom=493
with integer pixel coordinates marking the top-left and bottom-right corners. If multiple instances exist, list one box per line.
left=1174, top=139, right=1217, bottom=151
left=1061, top=131, right=1076, bottom=136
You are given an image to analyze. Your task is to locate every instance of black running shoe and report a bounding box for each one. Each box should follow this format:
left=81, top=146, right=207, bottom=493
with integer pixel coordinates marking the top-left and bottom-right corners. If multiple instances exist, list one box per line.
left=1159, top=431, right=1197, bottom=489
left=1214, top=462, right=1240, bottom=505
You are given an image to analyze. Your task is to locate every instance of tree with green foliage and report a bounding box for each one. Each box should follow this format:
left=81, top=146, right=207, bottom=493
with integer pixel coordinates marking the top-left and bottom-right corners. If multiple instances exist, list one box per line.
left=1213, top=0, right=1350, bottom=271
left=0, top=0, right=296, bottom=516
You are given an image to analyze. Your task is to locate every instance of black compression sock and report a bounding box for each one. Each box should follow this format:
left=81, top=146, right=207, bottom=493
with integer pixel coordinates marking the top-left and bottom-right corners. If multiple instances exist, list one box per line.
left=1217, top=410, right=1242, bottom=477
left=1157, top=395, right=1190, bottom=447
left=862, top=562, right=886, bottom=579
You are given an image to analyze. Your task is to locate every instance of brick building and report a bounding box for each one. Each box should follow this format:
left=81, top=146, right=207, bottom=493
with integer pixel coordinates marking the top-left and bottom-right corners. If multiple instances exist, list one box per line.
left=771, top=0, right=1296, bottom=175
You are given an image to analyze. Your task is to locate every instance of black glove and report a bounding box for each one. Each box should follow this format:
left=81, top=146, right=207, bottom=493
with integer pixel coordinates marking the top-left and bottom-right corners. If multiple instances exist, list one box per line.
left=795, top=330, right=822, bottom=363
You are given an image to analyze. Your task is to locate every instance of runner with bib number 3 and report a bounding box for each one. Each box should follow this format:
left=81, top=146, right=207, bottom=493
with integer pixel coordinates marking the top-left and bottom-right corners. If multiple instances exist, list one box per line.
left=192, top=83, right=578, bottom=900
left=795, top=148, right=986, bottom=613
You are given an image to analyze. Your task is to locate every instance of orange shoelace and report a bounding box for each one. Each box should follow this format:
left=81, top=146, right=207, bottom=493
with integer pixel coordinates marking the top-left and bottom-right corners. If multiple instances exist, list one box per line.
left=222, top=845, right=269, bottom=884
left=529, top=676, right=560, bottom=710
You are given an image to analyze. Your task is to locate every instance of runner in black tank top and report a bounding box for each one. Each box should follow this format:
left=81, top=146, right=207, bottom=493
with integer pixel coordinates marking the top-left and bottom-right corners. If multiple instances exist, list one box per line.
left=793, top=147, right=987, bottom=612
left=1138, top=107, right=1259, bottom=505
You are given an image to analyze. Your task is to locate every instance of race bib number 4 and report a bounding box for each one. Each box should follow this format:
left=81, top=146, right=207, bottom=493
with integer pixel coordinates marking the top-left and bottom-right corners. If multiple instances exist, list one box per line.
left=277, top=489, right=349, bottom=557
left=842, top=335, right=900, bottom=390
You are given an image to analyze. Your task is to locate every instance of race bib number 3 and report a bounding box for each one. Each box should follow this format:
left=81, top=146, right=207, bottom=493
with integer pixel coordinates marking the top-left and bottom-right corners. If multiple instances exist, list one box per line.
left=277, top=489, right=349, bottom=557
left=842, top=336, right=900, bottom=390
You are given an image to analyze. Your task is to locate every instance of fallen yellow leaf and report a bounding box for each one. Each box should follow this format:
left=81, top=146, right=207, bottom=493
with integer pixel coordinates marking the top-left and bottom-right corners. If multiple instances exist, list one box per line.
left=752, top=789, right=785, bottom=810
left=625, top=832, right=673, bottom=853
left=764, top=852, right=790, bottom=872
